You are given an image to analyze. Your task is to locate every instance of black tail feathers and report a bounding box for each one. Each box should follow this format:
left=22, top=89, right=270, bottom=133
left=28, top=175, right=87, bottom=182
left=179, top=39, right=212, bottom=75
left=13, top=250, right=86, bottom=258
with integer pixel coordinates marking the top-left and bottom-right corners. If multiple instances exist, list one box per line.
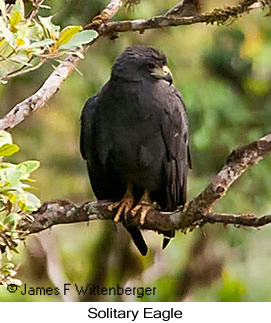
left=126, top=226, right=148, bottom=256
left=162, top=230, right=175, bottom=249
left=126, top=227, right=175, bottom=255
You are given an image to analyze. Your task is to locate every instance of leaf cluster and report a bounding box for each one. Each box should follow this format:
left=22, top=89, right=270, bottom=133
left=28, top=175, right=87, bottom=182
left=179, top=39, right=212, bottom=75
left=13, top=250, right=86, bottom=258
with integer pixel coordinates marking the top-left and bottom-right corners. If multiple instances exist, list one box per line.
left=0, top=0, right=97, bottom=82
left=0, top=130, right=40, bottom=287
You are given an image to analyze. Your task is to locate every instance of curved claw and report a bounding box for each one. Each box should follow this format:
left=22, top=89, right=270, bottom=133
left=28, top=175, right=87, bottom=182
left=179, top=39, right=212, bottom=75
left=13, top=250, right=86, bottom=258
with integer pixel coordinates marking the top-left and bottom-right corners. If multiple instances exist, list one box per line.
left=131, top=204, right=153, bottom=225
left=108, top=184, right=135, bottom=222
left=109, top=197, right=134, bottom=222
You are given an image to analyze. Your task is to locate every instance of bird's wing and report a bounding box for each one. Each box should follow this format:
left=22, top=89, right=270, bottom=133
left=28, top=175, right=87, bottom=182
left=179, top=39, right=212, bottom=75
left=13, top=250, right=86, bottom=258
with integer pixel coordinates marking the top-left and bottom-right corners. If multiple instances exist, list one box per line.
left=81, top=94, right=111, bottom=199
left=160, top=86, right=190, bottom=209
left=80, top=94, right=117, bottom=200
left=80, top=94, right=148, bottom=256
left=80, top=95, right=98, bottom=160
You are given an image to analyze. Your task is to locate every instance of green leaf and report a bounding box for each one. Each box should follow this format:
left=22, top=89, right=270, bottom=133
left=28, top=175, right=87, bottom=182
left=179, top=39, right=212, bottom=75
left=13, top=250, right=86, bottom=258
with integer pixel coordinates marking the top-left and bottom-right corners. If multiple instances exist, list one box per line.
left=0, top=144, right=19, bottom=157
left=59, top=30, right=98, bottom=50
left=28, top=38, right=55, bottom=49
left=2, top=165, right=26, bottom=187
left=3, top=213, right=21, bottom=225
left=0, top=162, right=16, bottom=169
left=10, top=52, right=32, bottom=65
left=9, top=10, right=22, bottom=32
left=16, top=19, right=43, bottom=43
left=1, top=263, right=15, bottom=270
left=11, top=0, right=25, bottom=20
left=6, top=247, right=12, bottom=261
left=7, top=192, right=17, bottom=203
left=0, top=17, right=15, bottom=47
left=39, top=16, right=60, bottom=39
left=0, top=131, right=12, bottom=147
left=18, top=160, right=40, bottom=174
left=56, top=25, right=82, bottom=47
left=8, top=278, right=22, bottom=286
left=18, top=191, right=40, bottom=212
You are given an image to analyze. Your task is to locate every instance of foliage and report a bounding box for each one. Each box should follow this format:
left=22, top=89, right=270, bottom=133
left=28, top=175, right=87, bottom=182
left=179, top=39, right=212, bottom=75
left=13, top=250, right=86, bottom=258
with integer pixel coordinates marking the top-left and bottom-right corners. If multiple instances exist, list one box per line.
left=0, top=0, right=98, bottom=82
left=0, top=130, right=40, bottom=287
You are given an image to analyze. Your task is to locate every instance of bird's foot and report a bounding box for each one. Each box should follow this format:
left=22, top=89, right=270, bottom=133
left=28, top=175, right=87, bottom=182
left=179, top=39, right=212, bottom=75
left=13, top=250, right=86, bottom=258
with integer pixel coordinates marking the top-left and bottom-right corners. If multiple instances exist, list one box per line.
left=131, top=202, right=154, bottom=225
left=108, top=197, right=134, bottom=223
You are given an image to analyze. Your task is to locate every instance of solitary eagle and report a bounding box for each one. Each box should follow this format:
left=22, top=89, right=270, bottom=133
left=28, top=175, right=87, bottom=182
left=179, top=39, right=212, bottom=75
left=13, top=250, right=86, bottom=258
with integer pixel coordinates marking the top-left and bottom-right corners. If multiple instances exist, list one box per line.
left=80, top=45, right=191, bottom=256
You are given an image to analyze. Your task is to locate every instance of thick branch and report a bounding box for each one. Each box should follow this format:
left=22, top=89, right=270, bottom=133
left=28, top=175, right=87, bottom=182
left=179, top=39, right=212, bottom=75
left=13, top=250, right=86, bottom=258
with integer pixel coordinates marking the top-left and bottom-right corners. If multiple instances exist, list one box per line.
left=19, top=200, right=112, bottom=234
left=188, top=133, right=271, bottom=215
left=19, top=133, right=271, bottom=235
left=19, top=200, right=271, bottom=235
left=100, top=0, right=269, bottom=34
left=0, top=54, right=82, bottom=131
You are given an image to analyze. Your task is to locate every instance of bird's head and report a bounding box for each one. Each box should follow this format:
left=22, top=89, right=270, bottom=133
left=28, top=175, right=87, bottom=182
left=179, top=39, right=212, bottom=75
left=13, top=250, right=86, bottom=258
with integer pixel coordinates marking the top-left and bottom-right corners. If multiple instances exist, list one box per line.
left=111, top=45, right=173, bottom=84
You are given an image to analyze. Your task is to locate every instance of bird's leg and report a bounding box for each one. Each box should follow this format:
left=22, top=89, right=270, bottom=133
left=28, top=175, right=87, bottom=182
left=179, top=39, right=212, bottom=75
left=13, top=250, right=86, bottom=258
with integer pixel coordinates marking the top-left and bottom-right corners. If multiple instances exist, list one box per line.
left=108, top=183, right=135, bottom=223
left=131, top=190, right=154, bottom=225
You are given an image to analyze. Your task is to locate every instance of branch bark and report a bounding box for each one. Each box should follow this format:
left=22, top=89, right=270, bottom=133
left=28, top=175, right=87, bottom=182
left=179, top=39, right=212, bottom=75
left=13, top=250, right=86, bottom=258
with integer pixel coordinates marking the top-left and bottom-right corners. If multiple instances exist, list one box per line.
left=18, top=133, right=271, bottom=236
left=100, top=0, right=270, bottom=35
left=165, top=0, right=202, bottom=18
left=0, top=54, right=82, bottom=131
left=85, top=0, right=123, bottom=28
left=0, top=1, right=270, bottom=131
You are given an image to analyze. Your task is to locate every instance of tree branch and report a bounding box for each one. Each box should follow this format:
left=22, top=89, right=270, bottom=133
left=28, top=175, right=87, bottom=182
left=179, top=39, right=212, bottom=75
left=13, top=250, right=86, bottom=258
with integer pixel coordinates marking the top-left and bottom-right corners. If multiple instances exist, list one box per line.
left=0, top=0, right=123, bottom=131
left=205, top=213, right=271, bottom=227
left=188, top=133, right=271, bottom=215
left=85, top=0, right=123, bottom=28
left=0, top=54, right=82, bottom=131
left=0, top=0, right=270, bottom=131
left=100, top=0, right=270, bottom=35
left=165, top=0, right=202, bottom=18
left=18, top=133, right=271, bottom=236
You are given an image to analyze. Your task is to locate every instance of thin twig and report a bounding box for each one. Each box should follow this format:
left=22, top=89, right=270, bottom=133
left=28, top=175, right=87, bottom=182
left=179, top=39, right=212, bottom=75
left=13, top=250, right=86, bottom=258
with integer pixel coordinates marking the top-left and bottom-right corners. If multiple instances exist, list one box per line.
left=29, top=0, right=46, bottom=20
left=1, top=59, right=47, bottom=81
left=205, top=213, right=271, bottom=227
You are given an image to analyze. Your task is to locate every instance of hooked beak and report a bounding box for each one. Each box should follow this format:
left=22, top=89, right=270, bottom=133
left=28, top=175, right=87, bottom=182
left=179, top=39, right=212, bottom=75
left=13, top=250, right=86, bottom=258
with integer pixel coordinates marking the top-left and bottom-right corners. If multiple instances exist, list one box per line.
left=151, top=65, right=173, bottom=85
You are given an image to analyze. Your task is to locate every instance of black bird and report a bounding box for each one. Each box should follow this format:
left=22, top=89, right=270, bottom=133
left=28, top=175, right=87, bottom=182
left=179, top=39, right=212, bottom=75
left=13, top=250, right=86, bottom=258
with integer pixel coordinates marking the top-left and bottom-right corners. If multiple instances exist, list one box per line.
left=80, top=45, right=191, bottom=256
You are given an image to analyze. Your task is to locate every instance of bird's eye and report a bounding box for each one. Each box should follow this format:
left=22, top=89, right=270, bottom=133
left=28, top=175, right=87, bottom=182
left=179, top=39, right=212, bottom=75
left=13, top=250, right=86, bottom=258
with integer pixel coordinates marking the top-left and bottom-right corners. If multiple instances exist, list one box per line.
left=148, top=63, right=155, bottom=69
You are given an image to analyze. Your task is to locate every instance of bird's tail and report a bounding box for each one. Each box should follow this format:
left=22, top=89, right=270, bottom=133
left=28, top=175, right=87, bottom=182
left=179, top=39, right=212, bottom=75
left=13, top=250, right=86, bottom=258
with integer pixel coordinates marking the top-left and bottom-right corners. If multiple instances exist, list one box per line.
left=125, top=226, right=148, bottom=256
left=162, top=230, right=175, bottom=249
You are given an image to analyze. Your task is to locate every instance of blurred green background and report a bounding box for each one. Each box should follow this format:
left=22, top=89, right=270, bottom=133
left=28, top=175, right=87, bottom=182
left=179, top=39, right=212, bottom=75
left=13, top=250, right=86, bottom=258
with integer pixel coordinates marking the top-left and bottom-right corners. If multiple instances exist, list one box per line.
left=1, top=0, right=271, bottom=301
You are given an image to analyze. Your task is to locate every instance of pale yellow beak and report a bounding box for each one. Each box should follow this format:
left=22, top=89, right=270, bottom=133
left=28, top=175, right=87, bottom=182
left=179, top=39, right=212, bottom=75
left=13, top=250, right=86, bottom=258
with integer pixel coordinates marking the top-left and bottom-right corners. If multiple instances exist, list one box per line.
left=151, top=65, right=173, bottom=84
